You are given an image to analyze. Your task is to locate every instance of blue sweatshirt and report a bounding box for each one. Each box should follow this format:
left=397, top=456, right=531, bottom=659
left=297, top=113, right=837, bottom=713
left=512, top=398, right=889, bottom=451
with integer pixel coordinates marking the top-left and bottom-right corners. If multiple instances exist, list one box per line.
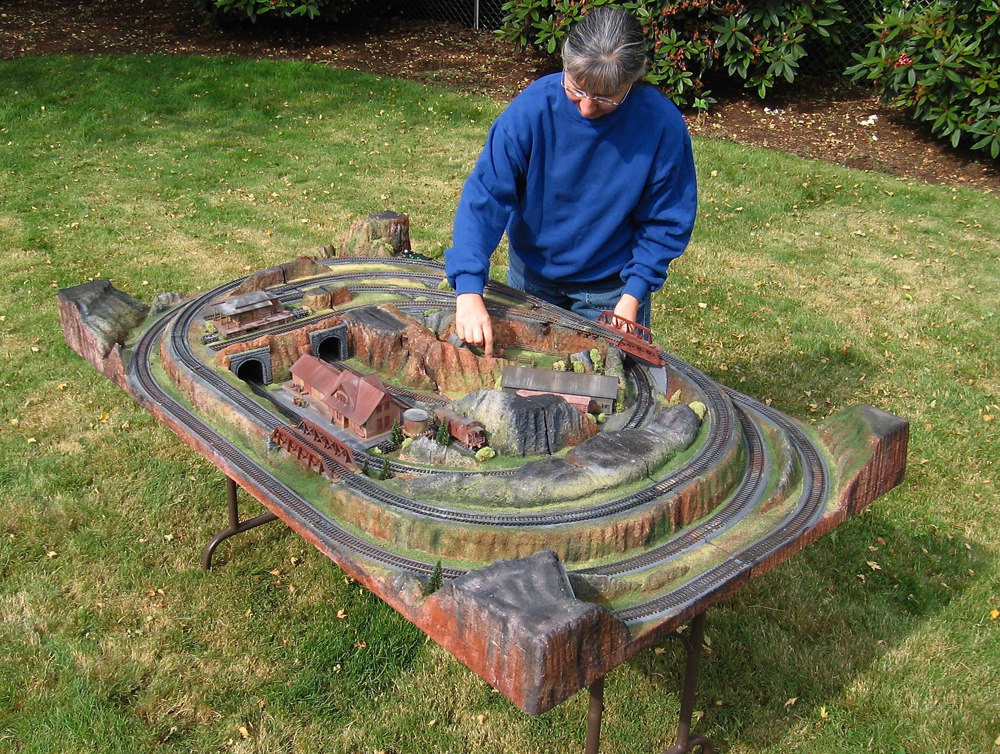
left=445, top=72, right=697, bottom=303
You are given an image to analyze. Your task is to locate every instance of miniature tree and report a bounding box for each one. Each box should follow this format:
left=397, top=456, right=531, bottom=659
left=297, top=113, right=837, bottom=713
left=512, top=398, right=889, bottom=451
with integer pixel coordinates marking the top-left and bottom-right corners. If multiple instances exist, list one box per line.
left=389, top=420, right=404, bottom=446
left=435, top=420, right=451, bottom=446
left=425, top=560, right=444, bottom=595
left=379, top=458, right=392, bottom=480
left=361, top=458, right=369, bottom=476
left=475, top=446, right=496, bottom=463
left=589, top=348, right=604, bottom=374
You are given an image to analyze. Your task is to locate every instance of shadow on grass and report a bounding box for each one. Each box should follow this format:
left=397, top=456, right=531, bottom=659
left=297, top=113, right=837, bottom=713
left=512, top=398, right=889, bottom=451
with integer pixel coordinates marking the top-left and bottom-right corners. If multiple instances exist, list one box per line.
left=623, top=501, right=982, bottom=749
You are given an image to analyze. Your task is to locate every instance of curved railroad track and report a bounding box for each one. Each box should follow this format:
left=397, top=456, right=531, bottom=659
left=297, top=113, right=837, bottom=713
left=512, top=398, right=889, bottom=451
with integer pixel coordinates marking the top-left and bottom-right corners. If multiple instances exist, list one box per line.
left=127, top=258, right=832, bottom=625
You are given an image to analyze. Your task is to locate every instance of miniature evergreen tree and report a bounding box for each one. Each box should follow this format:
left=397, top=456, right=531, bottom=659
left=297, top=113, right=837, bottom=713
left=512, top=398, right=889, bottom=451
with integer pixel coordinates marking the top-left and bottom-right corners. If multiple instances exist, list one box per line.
left=361, top=458, right=369, bottom=476
left=389, top=419, right=404, bottom=446
left=379, top=458, right=391, bottom=480
left=425, top=560, right=443, bottom=595
left=435, top=420, right=450, bottom=446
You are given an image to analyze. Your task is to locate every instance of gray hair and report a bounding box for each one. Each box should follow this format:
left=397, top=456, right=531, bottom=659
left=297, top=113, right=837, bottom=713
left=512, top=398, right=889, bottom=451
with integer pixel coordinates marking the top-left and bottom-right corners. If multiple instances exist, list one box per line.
left=562, top=7, right=647, bottom=93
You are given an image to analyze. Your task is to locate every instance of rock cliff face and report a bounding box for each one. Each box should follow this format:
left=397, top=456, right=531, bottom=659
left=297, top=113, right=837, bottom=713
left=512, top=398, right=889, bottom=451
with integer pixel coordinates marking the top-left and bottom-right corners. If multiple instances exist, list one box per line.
left=231, top=257, right=328, bottom=296
left=347, top=305, right=505, bottom=394
left=399, top=436, right=477, bottom=468
left=216, top=314, right=344, bottom=382
left=337, top=211, right=410, bottom=258
left=437, top=316, right=607, bottom=361
left=57, top=280, right=149, bottom=389
left=300, top=284, right=351, bottom=312
left=450, top=390, right=597, bottom=456
left=417, top=551, right=631, bottom=716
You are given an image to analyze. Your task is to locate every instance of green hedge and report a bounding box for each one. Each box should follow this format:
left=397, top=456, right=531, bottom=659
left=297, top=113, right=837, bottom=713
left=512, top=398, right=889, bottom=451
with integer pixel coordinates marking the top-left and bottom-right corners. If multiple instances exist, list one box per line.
left=193, top=0, right=361, bottom=24
left=846, top=0, right=1000, bottom=158
left=497, top=0, right=849, bottom=110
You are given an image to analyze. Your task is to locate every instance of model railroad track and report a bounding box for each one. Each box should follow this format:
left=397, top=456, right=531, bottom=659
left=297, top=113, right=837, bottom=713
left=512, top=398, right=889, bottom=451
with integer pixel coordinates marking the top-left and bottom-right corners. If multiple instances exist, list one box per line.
left=162, top=280, right=744, bottom=528
left=611, top=394, right=829, bottom=625
left=135, top=266, right=831, bottom=610
left=579, top=402, right=769, bottom=577
left=128, top=304, right=463, bottom=580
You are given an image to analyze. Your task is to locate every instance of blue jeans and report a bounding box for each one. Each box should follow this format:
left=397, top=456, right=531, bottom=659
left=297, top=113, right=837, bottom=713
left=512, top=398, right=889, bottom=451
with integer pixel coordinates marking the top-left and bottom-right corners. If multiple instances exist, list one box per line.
left=506, top=262, right=652, bottom=329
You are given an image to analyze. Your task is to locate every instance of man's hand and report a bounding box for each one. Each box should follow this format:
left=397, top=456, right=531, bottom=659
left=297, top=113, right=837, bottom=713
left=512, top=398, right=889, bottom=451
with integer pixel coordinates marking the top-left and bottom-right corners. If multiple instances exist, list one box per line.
left=612, top=294, right=641, bottom=331
left=455, top=293, right=494, bottom=356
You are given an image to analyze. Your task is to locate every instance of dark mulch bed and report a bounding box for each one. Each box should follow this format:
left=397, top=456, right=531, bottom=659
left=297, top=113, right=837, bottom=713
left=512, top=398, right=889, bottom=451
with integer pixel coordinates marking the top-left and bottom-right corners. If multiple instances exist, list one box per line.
left=1, top=0, right=996, bottom=193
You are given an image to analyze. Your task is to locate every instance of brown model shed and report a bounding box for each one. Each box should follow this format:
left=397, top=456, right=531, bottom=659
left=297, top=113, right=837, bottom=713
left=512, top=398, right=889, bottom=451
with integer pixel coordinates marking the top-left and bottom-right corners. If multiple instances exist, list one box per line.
left=208, top=291, right=293, bottom=337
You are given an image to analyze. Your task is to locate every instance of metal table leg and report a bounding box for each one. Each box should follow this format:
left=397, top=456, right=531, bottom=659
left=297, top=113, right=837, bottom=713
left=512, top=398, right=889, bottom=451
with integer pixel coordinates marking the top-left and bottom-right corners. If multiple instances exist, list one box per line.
left=583, top=612, right=713, bottom=754
left=201, top=476, right=280, bottom=570
left=663, top=611, right=713, bottom=754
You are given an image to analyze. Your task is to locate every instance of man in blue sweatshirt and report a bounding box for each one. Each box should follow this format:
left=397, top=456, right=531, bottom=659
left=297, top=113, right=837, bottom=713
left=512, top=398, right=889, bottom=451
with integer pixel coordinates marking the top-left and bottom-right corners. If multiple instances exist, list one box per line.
left=444, top=6, right=697, bottom=356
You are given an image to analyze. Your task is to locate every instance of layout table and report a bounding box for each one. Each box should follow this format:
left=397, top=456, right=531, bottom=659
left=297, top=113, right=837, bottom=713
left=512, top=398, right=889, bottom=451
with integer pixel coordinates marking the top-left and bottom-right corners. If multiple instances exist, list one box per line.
left=59, top=255, right=908, bottom=752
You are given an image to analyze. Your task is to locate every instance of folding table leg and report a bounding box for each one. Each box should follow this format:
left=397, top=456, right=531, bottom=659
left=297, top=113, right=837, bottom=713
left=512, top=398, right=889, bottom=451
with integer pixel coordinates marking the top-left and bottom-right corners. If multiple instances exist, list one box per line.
left=583, top=611, right=714, bottom=754
left=663, top=611, right=713, bottom=754
left=201, top=476, right=280, bottom=570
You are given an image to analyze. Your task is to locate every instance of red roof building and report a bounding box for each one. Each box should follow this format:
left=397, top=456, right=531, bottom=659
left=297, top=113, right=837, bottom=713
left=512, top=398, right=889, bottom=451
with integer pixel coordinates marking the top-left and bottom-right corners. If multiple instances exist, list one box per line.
left=289, top=354, right=400, bottom=440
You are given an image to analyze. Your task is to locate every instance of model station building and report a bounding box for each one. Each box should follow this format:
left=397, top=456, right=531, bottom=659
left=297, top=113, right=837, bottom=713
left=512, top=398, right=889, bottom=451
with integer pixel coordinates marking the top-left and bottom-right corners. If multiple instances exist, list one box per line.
left=289, top=354, right=401, bottom=440
left=208, top=291, right=294, bottom=338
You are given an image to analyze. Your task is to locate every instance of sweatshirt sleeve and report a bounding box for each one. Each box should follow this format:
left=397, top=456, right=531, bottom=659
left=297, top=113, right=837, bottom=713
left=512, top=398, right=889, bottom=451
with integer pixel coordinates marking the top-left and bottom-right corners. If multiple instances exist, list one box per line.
left=445, top=118, right=527, bottom=296
left=620, top=123, right=698, bottom=303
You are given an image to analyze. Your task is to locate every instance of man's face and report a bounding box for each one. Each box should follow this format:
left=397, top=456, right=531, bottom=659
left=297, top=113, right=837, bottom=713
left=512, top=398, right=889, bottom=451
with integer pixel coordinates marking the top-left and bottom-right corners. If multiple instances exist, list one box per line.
left=561, top=73, right=632, bottom=119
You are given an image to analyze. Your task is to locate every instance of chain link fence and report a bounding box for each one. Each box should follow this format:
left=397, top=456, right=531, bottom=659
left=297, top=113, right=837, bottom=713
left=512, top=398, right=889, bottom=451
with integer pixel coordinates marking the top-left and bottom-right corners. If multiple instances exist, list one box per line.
left=406, top=0, right=507, bottom=31
left=406, top=0, right=937, bottom=76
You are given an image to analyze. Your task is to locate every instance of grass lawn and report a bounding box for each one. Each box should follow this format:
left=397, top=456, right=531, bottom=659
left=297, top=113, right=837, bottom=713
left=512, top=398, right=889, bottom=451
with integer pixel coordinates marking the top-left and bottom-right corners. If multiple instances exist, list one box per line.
left=1, top=55, right=998, bottom=754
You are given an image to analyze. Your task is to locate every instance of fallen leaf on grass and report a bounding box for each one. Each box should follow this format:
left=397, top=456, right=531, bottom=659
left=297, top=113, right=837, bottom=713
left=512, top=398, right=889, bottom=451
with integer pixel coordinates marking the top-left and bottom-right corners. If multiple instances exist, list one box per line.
left=785, top=697, right=798, bottom=708
left=990, top=609, right=999, bottom=621
left=336, top=609, right=347, bottom=619
left=238, top=726, right=249, bottom=739
left=820, top=706, right=829, bottom=719
left=867, top=560, right=882, bottom=571
left=654, top=647, right=666, bottom=655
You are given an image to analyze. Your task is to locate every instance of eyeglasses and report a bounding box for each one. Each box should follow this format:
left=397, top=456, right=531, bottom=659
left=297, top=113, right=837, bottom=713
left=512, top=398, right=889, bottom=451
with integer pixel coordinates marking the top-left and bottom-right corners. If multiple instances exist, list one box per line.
left=561, top=73, right=632, bottom=108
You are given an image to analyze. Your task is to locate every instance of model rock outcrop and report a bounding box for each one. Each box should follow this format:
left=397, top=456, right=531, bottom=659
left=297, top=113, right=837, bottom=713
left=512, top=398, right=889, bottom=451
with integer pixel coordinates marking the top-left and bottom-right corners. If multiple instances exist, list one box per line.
left=57, top=280, right=149, bottom=387
left=398, top=404, right=702, bottom=508
left=346, top=305, right=505, bottom=394
left=450, top=390, right=596, bottom=457
left=231, top=257, right=328, bottom=296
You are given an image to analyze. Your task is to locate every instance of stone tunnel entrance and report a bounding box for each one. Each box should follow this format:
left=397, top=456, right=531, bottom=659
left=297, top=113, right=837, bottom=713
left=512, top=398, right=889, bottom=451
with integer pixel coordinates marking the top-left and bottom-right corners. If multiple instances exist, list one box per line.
left=236, top=359, right=264, bottom=384
left=310, top=323, right=349, bottom=364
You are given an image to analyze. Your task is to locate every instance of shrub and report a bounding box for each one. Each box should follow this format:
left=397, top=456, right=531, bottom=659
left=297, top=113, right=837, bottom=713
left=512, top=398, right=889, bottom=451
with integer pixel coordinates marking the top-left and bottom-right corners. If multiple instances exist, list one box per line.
left=846, top=1, right=1000, bottom=158
left=589, top=348, right=604, bottom=373
left=497, top=0, right=849, bottom=109
left=475, top=446, right=496, bottom=462
left=193, top=0, right=403, bottom=25
left=194, top=0, right=356, bottom=23
left=425, top=561, right=444, bottom=595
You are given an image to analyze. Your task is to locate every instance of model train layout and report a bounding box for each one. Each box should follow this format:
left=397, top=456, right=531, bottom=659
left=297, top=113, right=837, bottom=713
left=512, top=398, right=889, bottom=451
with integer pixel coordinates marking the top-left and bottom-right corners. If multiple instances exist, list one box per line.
left=58, top=236, right=908, bottom=718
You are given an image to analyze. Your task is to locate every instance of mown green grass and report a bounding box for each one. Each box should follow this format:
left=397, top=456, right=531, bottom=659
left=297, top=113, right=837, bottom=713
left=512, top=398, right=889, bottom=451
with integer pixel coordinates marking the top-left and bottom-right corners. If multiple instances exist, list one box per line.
left=1, top=54, right=998, bottom=754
